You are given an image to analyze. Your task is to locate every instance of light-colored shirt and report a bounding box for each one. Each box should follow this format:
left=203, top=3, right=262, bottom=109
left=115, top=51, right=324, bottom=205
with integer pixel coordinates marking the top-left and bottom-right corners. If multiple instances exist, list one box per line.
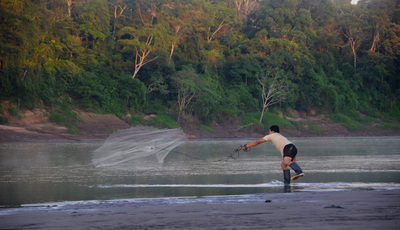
left=262, top=133, right=292, bottom=156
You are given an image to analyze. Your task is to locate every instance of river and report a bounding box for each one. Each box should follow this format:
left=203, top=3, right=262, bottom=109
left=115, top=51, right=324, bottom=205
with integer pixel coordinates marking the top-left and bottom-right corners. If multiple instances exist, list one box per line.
left=0, top=136, right=399, bottom=207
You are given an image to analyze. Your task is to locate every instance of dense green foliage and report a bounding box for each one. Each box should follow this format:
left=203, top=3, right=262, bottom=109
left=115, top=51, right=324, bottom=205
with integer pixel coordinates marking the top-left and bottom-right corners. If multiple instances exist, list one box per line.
left=1, top=0, right=399, bottom=127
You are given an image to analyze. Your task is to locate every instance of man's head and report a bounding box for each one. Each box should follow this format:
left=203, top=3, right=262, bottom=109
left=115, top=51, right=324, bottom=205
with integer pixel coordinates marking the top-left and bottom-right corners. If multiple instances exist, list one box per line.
left=269, top=125, right=280, bottom=133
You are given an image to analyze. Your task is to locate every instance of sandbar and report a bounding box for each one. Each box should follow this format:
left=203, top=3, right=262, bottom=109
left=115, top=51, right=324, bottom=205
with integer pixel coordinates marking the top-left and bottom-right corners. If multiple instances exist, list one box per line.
left=1, top=189, right=399, bottom=229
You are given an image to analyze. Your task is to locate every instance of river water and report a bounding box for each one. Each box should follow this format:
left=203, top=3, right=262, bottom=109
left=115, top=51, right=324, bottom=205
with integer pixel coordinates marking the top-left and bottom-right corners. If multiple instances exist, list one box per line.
left=0, top=136, right=399, bottom=207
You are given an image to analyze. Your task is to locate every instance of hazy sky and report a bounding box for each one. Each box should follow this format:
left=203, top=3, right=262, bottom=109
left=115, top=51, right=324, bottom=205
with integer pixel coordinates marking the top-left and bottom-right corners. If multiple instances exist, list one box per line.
left=351, top=0, right=359, bottom=4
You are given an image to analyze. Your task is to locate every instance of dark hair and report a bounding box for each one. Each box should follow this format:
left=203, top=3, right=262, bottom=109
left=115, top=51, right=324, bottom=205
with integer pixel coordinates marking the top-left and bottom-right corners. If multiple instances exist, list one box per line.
left=270, top=125, right=280, bottom=133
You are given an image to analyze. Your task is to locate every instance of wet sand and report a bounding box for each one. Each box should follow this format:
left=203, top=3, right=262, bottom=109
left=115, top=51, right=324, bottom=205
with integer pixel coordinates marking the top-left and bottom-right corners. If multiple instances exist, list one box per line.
left=1, top=189, right=399, bottom=229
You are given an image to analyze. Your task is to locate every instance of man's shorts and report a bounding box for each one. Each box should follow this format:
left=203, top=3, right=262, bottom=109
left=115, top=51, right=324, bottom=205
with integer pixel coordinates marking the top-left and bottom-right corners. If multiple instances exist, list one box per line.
left=283, top=144, right=297, bottom=160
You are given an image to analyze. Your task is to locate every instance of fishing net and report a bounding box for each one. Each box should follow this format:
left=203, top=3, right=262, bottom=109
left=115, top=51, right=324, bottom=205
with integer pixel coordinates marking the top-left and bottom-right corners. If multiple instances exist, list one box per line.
left=92, top=126, right=188, bottom=167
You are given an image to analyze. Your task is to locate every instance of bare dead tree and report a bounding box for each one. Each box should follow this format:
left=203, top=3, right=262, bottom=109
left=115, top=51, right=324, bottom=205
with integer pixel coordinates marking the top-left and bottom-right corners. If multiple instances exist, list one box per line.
left=257, top=72, right=287, bottom=123
left=177, top=86, right=196, bottom=124
left=174, top=70, right=198, bottom=124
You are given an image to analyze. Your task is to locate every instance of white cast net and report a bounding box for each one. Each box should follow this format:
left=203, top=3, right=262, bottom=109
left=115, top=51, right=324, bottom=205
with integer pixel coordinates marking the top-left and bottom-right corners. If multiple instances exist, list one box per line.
left=92, top=126, right=188, bottom=167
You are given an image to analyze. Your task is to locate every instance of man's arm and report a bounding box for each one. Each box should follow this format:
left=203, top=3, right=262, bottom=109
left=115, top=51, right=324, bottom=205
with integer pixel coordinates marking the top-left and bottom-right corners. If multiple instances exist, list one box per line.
left=242, top=139, right=266, bottom=151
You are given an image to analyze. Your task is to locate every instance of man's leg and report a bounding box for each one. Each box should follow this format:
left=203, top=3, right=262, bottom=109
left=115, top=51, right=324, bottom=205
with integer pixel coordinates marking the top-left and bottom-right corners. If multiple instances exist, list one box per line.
left=282, top=156, right=305, bottom=181
left=283, top=169, right=291, bottom=185
left=281, top=157, right=292, bottom=184
left=281, top=156, right=292, bottom=169
left=289, top=157, right=305, bottom=180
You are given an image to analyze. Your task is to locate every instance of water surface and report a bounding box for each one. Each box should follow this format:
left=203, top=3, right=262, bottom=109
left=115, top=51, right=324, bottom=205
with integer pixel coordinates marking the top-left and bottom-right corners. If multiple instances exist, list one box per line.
left=0, top=136, right=399, bottom=206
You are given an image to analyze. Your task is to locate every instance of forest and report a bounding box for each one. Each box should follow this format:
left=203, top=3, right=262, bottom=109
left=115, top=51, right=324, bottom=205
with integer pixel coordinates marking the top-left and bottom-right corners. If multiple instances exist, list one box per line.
left=1, top=0, right=399, bottom=131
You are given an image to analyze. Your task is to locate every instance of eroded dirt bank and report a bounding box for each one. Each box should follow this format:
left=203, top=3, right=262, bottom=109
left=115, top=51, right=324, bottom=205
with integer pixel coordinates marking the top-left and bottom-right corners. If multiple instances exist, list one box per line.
left=0, top=106, right=399, bottom=142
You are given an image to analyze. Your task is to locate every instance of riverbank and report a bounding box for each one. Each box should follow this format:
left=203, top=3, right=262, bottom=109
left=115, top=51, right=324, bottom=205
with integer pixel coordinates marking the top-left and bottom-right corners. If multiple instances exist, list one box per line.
left=0, top=107, right=399, bottom=142
left=1, top=189, right=399, bottom=229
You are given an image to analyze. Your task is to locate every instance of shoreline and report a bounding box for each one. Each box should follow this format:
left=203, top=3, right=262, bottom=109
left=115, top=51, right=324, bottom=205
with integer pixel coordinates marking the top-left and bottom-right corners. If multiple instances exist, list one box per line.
left=0, top=122, right=399, bottom=143
left=1, top=189, right=399, bottom=229
left=0, top=110, right=399, bottom=142
left=0, top=132, right=399, bottom=143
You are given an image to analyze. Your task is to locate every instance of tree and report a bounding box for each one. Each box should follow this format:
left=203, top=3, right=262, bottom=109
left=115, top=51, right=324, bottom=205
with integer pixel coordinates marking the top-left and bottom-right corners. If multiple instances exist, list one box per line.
left=230, top=0, right=258, bottom=20
left=173, top=67, right=198, bottom=124
left=334, top=2, right=366, bottom=69
left=383, top=22, right=400, bottom=59
left=359, top=0, right=398, bottom=53
left=78, top=0, right=110, bottom=49
left=118, top=27, right=158, bottom=79
left=65, top=0, right=85, bottom=18
left=117, top=1, right=176, bottom=79
left=257, top=70, right=288, bottom=123
left=164, top=15, right=188, bottom=59
left=0, top=0, right=399, bottom=120
left=110, top=0, right=127, bottom=40
left=204, top=1, right=239, bottom=44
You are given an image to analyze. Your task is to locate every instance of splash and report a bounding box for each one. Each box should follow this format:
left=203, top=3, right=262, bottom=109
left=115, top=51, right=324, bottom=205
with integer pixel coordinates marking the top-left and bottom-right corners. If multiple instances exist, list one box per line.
left=92, top=126, right=188, bottom=167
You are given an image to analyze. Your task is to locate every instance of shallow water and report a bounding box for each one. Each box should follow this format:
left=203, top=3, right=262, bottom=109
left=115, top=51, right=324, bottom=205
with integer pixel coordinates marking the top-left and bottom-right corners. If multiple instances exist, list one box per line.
left=0, top=136, right=399, bottom=206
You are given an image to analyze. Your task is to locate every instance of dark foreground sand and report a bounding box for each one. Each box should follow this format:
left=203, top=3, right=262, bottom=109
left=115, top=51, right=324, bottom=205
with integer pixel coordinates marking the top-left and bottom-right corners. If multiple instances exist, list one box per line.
left=1, top=190, right=399, bottom=230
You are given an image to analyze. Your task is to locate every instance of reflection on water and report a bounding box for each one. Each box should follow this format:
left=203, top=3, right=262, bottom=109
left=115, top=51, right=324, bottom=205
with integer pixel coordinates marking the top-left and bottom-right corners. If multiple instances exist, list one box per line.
left=0, top=137, right=399, bottom=206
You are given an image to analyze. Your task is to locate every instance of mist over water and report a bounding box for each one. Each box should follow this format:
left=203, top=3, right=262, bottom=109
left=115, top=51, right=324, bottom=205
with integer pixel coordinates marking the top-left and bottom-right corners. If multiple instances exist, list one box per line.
left=0, top=136, right=399, bottom=206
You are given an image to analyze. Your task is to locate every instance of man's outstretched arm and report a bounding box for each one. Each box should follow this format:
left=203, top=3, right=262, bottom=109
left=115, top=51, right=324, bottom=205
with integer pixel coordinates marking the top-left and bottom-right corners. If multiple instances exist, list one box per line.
left=242, top=139, right=266, bottom=151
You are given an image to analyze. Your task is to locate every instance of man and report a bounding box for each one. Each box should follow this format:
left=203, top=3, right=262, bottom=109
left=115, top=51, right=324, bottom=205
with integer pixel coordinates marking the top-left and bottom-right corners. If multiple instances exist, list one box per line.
left=242, top=125, right=305, bottom=185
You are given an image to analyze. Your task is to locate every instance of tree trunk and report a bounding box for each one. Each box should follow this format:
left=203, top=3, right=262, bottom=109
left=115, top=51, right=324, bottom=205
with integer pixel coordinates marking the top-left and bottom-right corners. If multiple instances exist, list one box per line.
left=132, top=35, right=157, bottom=79
left=350, top=39, right=357, bottom=69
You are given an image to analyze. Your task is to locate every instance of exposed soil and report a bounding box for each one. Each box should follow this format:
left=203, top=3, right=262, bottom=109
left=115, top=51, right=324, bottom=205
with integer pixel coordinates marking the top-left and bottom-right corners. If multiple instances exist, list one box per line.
left=0, top=104, right=130, bottom=142
left=0, top=101, right=399, bottom=142
left=180, top=110, right=400, bottom=138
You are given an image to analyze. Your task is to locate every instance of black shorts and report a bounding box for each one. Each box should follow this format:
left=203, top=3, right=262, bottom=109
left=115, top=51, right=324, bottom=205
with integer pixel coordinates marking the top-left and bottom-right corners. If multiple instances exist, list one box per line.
left=283, top=144, right=297, bottom=160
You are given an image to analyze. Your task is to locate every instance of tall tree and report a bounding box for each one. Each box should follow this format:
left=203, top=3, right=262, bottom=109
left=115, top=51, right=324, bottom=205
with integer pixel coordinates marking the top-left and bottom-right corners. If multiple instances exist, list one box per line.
left=173, top=67, right=198, bottom=124
left=117, top=27, right=158, bottom=79
left=78, top=0, right=110, bottom=49
left=334, top=1, right=366, bottom=69
left=230, top=0, right=258, bottom=19
left=117, top=1, right=172, bottom=79
left=110, top=0, right=127, bottom=40
left=257, top=70, right=288, bottom=123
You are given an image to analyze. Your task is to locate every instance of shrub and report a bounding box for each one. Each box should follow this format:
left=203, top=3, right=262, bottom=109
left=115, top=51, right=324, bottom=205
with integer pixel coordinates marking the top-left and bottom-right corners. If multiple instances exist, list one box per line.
left=0, top=116, right=9, bottom=124
left=197, top=124, right=214, bottom=132
left=391, top=109, right=400, bottom=123
left=65, top=123, right=80, bottom=135
left=242, top=112, right=293, bottom=132
left=150, top=115, right=179, bottom=129
left=129, top=115, right=145, bottom=125
left=308, top=123, right=324, bottom=132
left=143, top=101, right=168, bottom=114
left=343, top=110, right=361, bottom=119
left=8, top=107, right=19, bottom=117
left=49, top=112, right=66, bottom=125
left=48, top=111, right=80, bottom=134
left=261, top=112, right=293, bottom=128
left=330, top=113, right=364, bottom=130
left=242, top=112, right=264, bottom=132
